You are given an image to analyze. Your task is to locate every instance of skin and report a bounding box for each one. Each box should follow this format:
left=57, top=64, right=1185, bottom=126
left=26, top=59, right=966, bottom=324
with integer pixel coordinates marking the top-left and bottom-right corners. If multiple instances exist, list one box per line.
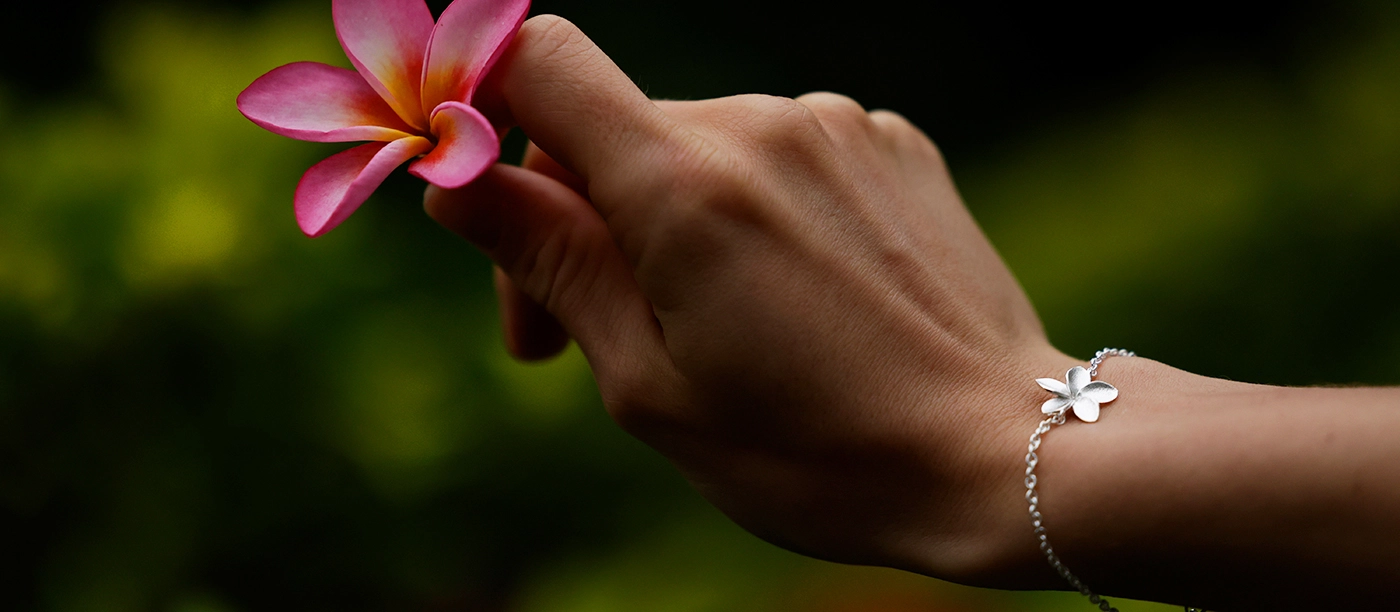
left=424, top=16, right=1400, bottom=610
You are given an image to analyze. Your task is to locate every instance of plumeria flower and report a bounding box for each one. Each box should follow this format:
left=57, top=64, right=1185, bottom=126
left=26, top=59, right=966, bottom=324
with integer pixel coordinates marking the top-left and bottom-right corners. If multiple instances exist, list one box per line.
left=237, top=0, right=529, bottom=237
left=1036, top=366, right=1119, bottom=423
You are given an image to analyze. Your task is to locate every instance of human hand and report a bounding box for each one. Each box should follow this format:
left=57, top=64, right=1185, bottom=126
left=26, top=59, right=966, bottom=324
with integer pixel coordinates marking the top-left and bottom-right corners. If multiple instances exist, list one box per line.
left=425, top=15, right=1078, bottom=583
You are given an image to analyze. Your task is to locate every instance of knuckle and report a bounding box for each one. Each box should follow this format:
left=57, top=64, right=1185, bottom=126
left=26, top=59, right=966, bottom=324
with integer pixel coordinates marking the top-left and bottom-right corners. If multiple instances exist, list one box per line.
left=796, top=91, right=867, bottom=120
left=869, top=109, right=945, bottom=162
left=798, top=91, right=875, bottom=137
left=868, top=108, right=914, bottom=134
left=733, top=94, right=828, bottom=148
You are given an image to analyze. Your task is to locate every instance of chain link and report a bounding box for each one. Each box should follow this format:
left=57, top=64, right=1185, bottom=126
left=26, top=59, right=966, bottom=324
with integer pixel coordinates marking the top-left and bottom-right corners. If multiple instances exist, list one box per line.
left=1086, top=347, right=1134, bottom=378
left=1025, top=348, right=1208, bottom=612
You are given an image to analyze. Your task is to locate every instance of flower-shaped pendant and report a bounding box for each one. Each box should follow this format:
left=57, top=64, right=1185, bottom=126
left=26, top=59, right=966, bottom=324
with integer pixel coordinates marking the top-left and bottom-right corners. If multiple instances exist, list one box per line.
left=1036, top=366, right=1118, bottom=423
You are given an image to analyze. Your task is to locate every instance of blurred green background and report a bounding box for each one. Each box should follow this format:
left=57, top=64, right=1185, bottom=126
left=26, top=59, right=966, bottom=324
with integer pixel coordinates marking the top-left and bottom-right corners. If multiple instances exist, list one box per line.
left=2, top=0, right=1397, bottom=610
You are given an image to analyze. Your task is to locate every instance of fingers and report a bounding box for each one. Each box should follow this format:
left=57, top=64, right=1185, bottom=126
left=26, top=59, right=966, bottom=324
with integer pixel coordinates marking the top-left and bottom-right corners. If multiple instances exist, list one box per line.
left=493, top=266, right=570, bottom=361
left=521, top=141, right=587, bottom=195
left=423, top=164, right=668, bottom=381
left=483, top=142, right=585, bottom=363
left=487, top=16, right=695, bottom=208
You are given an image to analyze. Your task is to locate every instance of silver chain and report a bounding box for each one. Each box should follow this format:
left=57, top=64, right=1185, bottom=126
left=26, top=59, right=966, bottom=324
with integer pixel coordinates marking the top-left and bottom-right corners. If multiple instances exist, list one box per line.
left=1085, top=347, right=1133, bottom=378
left=1024, top=348, right=1207, bottom=612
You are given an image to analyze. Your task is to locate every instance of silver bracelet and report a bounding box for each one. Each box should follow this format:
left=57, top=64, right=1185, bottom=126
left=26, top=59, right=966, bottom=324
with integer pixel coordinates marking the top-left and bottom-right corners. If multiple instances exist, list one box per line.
left=1024, top=348, right=1209, bottom=612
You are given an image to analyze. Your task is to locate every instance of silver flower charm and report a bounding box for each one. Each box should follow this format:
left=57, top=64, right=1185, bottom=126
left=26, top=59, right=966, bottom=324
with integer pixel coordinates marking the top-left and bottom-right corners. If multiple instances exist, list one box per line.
left=1036, top=366, right=1119, bottom=423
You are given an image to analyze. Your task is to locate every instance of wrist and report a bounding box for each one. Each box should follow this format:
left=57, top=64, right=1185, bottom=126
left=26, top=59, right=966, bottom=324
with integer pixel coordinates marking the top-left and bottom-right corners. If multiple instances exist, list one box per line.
left=1026, top=356, right=1210, bottom=584
left=896, top=343, right=1084, bottom=585
left=910, top=351, right=1212, bottom=589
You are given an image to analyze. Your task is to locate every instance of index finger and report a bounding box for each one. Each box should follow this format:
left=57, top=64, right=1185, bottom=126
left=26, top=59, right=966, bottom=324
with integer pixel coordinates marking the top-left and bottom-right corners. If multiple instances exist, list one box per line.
left=479, top=16, right=686, bottom=206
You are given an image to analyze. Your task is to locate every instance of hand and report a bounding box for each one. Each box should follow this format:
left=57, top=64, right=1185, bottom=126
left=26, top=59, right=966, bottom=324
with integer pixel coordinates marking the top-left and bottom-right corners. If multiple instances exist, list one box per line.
left=425, top=15, right=1072, bottom=582
left=427, top=18, right=1400, bottom=609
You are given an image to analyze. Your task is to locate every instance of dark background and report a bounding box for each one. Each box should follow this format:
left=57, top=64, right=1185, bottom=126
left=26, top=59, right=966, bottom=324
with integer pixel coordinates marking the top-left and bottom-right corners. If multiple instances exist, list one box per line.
left=6, top=0, right=1335, bottom=153
left=1, top=1, right=1396, bottom=611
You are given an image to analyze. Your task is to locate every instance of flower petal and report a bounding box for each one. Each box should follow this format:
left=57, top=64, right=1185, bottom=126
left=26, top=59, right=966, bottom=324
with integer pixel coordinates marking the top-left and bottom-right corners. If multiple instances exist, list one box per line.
left=295, top=137, right=434, bottom=237
left=408, top=102, right=499, bottom=188
left=419, top=0, right=530, bottom=116
left=333, top=0, right=435, bottom=131
left=1066, top=366, right=1090, bottom=394
left=1072, top=396, right=1100, bottom=423
left=1036, top=377, right=1069, bottom=396
left=237, top=62, right=417, bottom=142
left=1081, top=381, right=1119, bottom=404
left=1041, top=396, right=1072, bottom=414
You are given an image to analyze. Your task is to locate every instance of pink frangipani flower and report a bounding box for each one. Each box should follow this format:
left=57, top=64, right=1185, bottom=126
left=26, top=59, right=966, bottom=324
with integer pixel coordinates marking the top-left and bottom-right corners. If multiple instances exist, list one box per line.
left=237, top=0, right=529, bottom=237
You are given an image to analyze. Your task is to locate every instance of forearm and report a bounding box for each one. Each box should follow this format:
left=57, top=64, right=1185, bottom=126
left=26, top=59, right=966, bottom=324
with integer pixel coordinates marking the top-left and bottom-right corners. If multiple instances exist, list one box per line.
left=1031, top=358, right=1400, bottom=609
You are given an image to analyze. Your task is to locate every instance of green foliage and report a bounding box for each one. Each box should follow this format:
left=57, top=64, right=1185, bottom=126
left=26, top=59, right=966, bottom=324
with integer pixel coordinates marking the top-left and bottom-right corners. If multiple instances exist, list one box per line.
left=0, top=1, right=1396, bottom=611
left=966, top=3, right=1400, bottom=386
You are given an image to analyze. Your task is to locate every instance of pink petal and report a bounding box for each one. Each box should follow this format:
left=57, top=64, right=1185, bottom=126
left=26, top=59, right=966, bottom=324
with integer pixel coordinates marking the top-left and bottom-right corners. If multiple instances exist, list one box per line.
left=419, top=0, right=530, bottom=117
left=238, top=62, right=418, bottom=142
left=333, top=0, right=435, bottom=131
left=408, top=102, right=499, bottom=188
left=295, top=137, right=434, bottom=237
